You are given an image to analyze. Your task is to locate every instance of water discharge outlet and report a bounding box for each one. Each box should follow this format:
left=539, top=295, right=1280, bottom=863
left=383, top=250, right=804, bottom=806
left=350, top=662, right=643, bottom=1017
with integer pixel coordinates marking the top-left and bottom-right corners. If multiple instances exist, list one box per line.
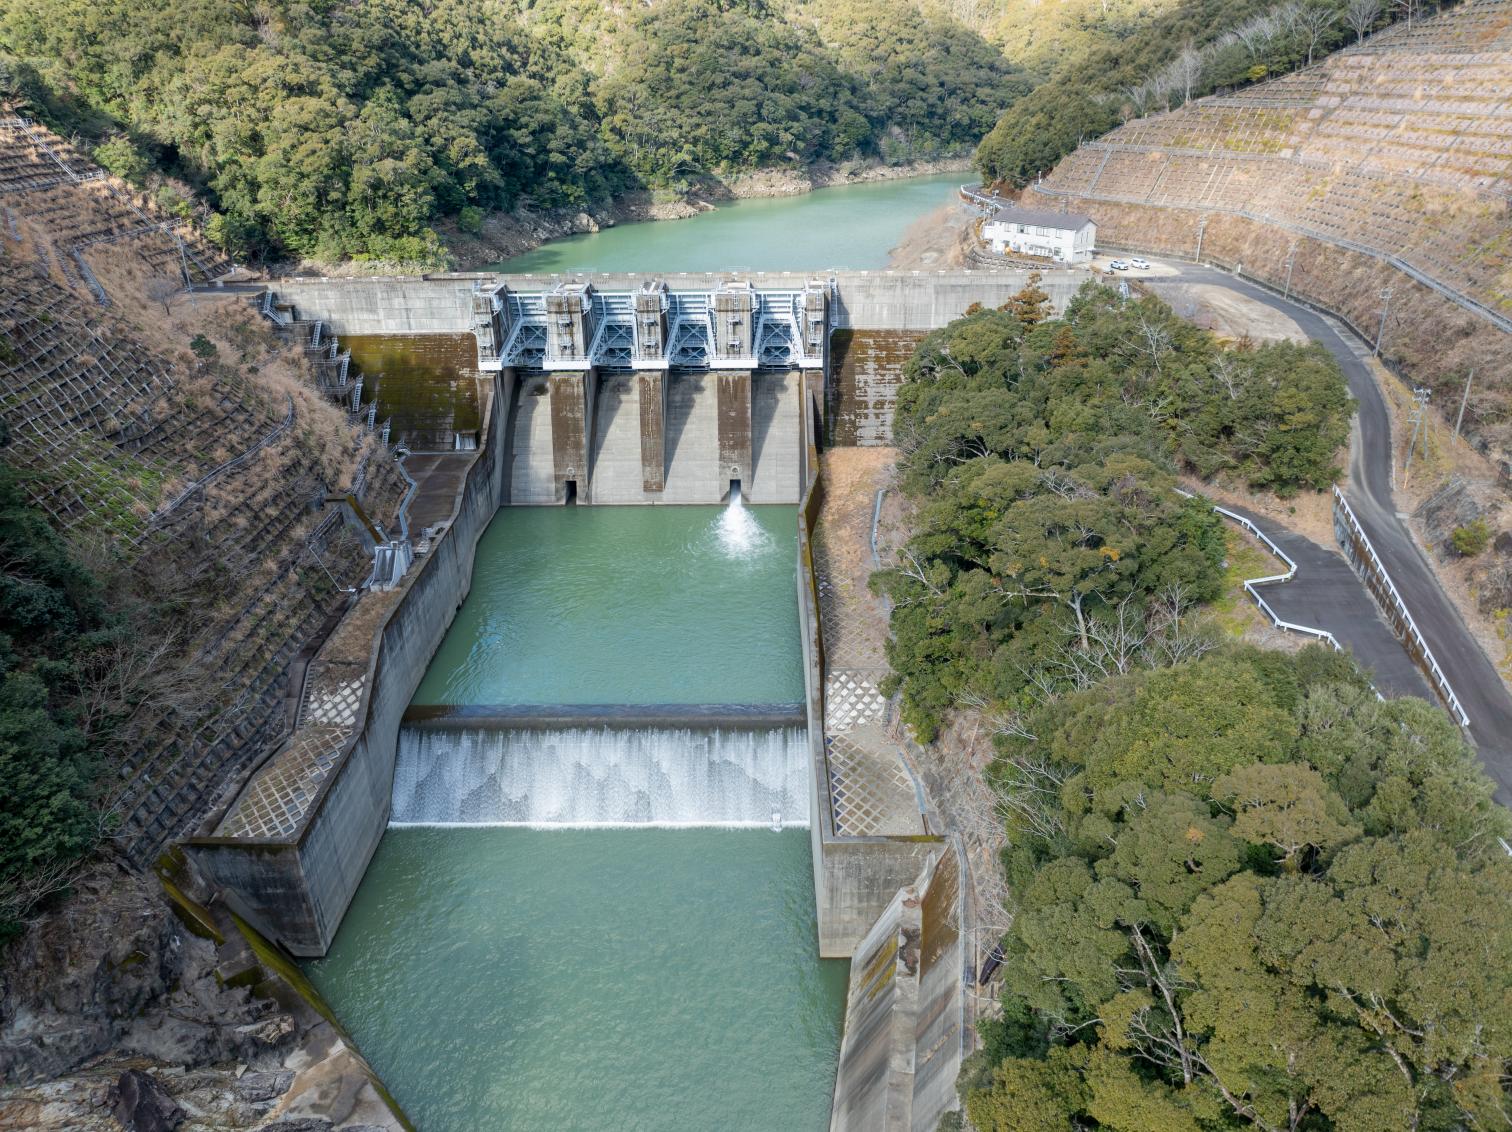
left=390, top=725, right=808, bottom=826
left=717, top=485, right=769, bottom=558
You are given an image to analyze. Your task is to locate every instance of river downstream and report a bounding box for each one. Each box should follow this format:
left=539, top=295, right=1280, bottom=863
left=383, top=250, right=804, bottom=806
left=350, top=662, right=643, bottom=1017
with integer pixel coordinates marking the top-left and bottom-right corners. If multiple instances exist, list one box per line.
left=305, top=173, right=955, bottom=1130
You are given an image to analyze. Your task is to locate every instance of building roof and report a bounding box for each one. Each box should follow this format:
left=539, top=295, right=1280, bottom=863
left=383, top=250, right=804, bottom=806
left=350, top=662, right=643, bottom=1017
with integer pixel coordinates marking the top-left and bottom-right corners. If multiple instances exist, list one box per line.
left=987, top=205, right=1095, bottom=231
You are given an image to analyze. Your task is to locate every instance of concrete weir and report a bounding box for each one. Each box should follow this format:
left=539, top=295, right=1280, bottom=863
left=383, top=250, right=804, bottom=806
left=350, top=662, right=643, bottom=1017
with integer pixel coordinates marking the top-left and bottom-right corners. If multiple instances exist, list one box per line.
left=187, top=266, right=1072, bottom=1124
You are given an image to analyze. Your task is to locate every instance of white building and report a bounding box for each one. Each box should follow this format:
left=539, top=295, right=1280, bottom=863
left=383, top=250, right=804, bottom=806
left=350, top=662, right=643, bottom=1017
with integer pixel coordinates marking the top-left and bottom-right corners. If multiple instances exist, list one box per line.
left=981, top=206, right=1096, bottom=264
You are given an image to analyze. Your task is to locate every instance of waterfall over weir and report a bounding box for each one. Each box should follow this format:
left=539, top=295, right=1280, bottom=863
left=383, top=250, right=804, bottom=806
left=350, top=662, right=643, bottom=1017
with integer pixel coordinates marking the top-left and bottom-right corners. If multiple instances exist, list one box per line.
left=391, top=725, right=810, bottom=826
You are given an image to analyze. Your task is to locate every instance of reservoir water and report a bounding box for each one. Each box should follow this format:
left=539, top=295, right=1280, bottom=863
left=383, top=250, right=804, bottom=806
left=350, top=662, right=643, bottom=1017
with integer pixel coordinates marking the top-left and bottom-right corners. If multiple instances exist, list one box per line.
left=495, top=172, right=962, bottom=274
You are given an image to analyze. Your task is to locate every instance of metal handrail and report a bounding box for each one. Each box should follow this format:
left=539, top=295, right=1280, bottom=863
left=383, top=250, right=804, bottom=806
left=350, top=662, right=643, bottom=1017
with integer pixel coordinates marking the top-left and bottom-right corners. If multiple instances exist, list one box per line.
left=1332, top=487, right=1471, bottom=725
left=1210, top=503, right=1345, bottom=651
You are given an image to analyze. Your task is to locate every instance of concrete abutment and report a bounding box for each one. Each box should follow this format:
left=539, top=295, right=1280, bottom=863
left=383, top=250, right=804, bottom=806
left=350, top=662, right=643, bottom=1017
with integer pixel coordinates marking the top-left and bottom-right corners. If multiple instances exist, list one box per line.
left=549, top=369, right=595, bottom=502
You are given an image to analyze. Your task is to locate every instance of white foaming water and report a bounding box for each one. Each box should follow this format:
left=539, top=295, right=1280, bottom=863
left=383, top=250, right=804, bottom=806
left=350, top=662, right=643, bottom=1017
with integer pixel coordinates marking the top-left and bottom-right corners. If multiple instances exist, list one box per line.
left=715, top=489, right=770, bottom=558
left=391, top=726, right=809, bottom=826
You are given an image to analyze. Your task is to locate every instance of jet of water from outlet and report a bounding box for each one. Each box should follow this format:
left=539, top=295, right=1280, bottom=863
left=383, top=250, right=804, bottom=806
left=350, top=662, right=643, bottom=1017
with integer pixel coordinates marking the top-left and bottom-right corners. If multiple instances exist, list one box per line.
left=716, top=484, right=768, bottom=558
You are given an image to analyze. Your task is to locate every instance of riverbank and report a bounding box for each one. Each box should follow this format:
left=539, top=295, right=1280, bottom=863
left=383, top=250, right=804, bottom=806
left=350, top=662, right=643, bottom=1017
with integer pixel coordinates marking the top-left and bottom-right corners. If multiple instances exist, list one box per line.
left=886, top=200, right=978, bottom=270
left=704, top=155, right=973, bottom=201
left=282, top=158, right=974, bottom=277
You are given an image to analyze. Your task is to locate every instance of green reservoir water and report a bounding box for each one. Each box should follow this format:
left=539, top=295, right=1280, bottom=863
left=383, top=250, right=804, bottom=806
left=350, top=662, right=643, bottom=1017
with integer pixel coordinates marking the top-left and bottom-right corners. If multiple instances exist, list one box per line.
left=314, top=503, right=838, bottom=1128
left=306, top=827, right=845, bottom=1132
left=495, top=172, right=962, bottom=274
left=411, top=505, right=803, bottom=706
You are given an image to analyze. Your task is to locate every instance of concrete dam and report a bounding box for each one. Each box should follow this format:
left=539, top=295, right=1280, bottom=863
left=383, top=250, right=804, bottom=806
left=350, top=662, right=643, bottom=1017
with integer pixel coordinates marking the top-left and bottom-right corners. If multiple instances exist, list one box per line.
left=189, top=265, right=1081, bottom=1130
left=268, top=269, right=1085, bottom=506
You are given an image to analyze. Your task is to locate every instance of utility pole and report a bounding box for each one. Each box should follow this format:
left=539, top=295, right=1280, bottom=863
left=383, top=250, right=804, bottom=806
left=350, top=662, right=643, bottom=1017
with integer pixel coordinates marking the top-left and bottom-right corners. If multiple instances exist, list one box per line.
left=1283, top=241, right=1298, bottom=299
left=1195, top=215, right=1208, bottom=262
left=1403, top=385, right=1430, bottom=485
left=176, top=233, right=197, bottom=308
left=1454, top=369, right=1474, bottom=443
left=1373, top=286, right=1392, bottom=356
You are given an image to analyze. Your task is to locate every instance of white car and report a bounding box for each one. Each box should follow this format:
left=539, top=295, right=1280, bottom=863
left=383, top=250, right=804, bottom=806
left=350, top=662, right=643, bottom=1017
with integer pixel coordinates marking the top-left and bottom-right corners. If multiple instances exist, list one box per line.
left=1130, top=257, right=1151, bottom=270
left=1107, top=259, right=1130, bottom=271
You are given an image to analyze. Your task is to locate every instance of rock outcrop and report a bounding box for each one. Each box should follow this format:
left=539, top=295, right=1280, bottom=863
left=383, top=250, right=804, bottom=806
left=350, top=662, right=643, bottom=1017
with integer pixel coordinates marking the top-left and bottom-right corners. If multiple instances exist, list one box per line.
left=0, top=862, right=408, bottom=1131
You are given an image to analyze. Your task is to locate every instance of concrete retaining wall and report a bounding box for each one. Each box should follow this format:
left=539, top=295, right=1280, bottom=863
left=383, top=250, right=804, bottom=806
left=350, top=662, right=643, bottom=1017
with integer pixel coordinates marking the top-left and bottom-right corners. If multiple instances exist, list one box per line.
left=189, top=374, right=513, bottom=956
left=270, top=269, right=1088, bottom=337
left=829, top=845, right=967, bottom=1132
left=795, top=377, right=938, bottom=958
left=270, top=277, right=482, bottom=335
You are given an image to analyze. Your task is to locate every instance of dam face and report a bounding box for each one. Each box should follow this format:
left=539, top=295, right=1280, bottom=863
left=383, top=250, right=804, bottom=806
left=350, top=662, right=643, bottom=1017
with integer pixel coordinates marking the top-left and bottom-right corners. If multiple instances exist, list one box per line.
left=191, top=267, right=1077, bottom=957
left=266, top=270, right=1085, bottom=498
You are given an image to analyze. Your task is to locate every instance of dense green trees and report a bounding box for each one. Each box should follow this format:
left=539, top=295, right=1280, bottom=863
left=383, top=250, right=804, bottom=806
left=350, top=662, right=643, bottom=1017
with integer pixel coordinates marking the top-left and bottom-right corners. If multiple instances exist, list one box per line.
left=884, top=283, right=1510, bottom=1130
left=965, top=646, right=1512, bottom=1131
left=0, top=461, right=105, bottom=939
left=877, top=283, right=1351, bottom=735
left=596, top=0, right=869, bottom=189
left=0, top=0, right=1016, bottom=262
left=795, top=0, right=1028, bottom=162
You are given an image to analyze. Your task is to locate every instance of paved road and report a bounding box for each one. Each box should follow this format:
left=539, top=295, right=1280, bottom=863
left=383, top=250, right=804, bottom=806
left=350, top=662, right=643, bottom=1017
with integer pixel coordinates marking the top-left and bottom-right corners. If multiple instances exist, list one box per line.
left=1213, top=499, right=1433, bottom=703
left=1147, top=266, right=1512, bottom=802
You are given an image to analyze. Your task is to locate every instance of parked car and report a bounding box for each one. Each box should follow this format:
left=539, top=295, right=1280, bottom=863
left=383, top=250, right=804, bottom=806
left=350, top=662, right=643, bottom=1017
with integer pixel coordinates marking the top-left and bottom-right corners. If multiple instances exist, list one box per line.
left=1130, top=257, right=1151, bottom=270
left=1107, top=259, right=1130, bottom=271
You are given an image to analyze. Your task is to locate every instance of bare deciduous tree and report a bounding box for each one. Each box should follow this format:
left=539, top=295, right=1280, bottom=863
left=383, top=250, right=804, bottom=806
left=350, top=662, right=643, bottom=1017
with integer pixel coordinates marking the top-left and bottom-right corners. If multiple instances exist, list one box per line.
left=0, top=856, right=85, bottom=933
left=1228, top=8, right=1286, bottom=61
left=1295, top=4, right=1340, bottom=63
left=1167, top=45, right=1205, bottom=106
left=1346, top=0, right=1383, bottom=41
left=145, top=276, right=179, bottom=315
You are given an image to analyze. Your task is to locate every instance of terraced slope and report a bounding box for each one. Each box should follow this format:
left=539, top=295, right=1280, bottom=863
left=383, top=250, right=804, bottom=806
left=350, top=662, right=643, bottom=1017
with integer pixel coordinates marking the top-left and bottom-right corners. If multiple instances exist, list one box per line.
left=0, top=131, right=407, bottom=863
left=1031, top=0, right=1512, bottom=455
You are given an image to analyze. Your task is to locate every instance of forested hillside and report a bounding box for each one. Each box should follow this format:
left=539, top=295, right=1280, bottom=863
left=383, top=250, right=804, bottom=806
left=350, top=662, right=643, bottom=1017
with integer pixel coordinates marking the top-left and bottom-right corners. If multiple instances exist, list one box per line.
left=879, top=282, right=1351, bottom=735
left=0, top=0, right=1021, bottom=263
left=961, top=645, right=1512, bottom=1131
left=880, top=287, right=1512, bottom=1130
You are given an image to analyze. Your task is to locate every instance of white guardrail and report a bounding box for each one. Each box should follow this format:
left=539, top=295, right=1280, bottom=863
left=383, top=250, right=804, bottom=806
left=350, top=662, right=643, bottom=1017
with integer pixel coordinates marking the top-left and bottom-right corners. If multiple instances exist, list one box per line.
left=1210, top=504, right=1345, bottom=652
left=1331, top=487, right=1471, bottom=727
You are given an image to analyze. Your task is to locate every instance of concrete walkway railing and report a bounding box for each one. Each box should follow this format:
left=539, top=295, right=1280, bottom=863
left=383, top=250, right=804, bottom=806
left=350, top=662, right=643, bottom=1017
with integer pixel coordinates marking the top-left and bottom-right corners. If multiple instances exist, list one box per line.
left=1332, top=487, right=1471, bottom=726
left=958, top=184, right=1000, bottom=211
